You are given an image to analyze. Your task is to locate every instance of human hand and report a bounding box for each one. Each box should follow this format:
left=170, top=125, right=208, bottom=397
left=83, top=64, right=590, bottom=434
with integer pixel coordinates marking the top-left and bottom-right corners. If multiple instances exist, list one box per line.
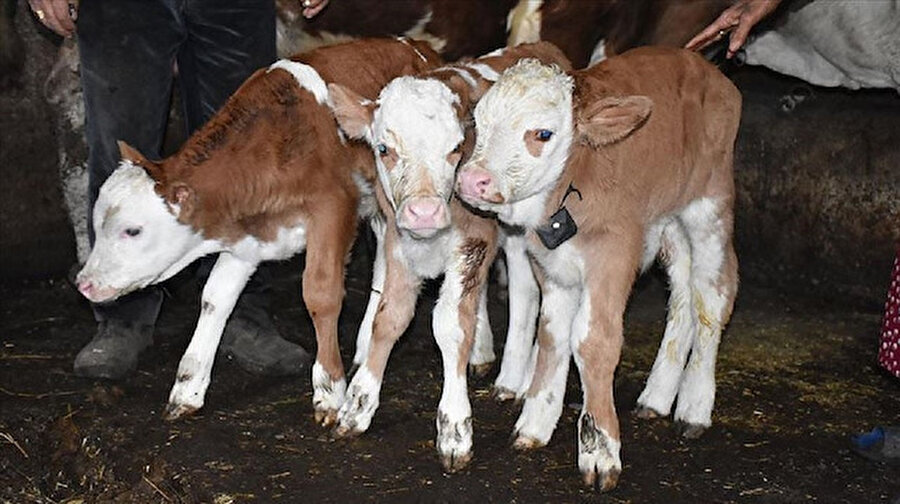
left=300, top=0, right=330, bottom=19
left=685, top=0, right=782, bottom=58
left=28, top=0, right=77, bottom=38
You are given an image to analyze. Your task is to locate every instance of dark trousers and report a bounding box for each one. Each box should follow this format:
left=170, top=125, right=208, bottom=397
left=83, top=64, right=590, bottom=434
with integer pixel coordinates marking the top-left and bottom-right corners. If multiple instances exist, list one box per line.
left=77, top=0, right=276, bottom=324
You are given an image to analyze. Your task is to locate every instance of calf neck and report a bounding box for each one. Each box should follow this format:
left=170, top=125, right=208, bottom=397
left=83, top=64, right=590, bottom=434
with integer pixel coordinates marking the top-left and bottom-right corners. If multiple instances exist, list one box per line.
left=458, top=47, right=741, bottom=490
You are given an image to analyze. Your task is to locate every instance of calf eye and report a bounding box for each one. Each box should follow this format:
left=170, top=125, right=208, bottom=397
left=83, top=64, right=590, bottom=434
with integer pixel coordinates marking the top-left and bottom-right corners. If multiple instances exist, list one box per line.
left=124, top=227, right=142, bottom=237
left=536, top=129, right=554, bottom=142
left=376, top=143, right=388, bottom=155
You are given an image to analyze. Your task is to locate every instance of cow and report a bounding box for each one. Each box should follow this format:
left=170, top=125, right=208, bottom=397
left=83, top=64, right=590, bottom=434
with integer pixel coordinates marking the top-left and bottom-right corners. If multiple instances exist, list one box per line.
left=328, top=41, right=572, bottom=472
left=456, top=48, right=741, bottom=490
left=74, top=38, right=443, bottom=423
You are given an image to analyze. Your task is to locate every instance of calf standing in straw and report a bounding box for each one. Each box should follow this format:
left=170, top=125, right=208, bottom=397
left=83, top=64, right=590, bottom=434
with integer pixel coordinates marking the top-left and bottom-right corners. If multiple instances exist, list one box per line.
left=328, top=42, right=571, bottom=471
left=457, top=47, right=741, bottom=490
left=75, top=39, right=442, bottom=422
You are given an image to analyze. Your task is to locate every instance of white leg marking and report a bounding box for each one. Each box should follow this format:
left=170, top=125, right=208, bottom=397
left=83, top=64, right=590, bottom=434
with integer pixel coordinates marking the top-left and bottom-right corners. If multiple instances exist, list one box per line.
left=335, top=365, right=380, bottom=435
left=637, top=220, right=696, bottom=417
left=353, top=218, right=386, bottom=367
left=433, top=268, right=474, bottom=471
left=312, top=361, right=347, bottom=422
left=494, top=234, right=540, bottom=398
left=166, top=253, right=255, bottom=419
left=674, top=198, right=734, bottom=433
left=513, top=282, right=577, bottom=447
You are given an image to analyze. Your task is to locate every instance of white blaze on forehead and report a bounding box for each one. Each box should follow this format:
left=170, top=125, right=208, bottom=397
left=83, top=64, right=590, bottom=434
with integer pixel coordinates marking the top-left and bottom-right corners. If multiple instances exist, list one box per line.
left=477, top=58, right=573, bottom=124
left=95, top=161, right=162, bottom=227
left=268, top=59, right=330, bottom=105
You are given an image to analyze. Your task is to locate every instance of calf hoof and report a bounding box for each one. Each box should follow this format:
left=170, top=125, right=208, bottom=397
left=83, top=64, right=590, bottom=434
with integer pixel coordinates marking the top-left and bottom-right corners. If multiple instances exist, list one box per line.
left=163, top=402, right=198, bottom=421
left=632, top=405, right=663, bottom=419
left=511, top=433, right=545, bottom=451
left=468, top=362, right=493, bottom=379
left=582, top=466, right=621, bottom=492
left=675, top=421, right=708, bottom=439
left=490, top=385, right=516, bottom=402
left=314, top=407, right=339, bottom=428
left=333, top=422, right=364, bottom=439
left=436, top=412, right=473, bottom=473
left=440, top=449, right=473, bottom=473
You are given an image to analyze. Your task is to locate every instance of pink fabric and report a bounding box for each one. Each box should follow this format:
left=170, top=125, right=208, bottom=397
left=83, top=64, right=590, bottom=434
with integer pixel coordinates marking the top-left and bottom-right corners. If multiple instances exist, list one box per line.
left=877, top=248, right=900, bottom=379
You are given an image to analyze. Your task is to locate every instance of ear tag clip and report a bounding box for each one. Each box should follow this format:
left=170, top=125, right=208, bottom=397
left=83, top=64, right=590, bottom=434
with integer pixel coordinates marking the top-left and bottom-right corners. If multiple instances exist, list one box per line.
left=535, top=182, right=582, bottom=250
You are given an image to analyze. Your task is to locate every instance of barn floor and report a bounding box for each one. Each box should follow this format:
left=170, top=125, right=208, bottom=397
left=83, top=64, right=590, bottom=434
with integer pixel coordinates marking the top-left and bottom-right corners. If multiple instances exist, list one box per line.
left=2, top=243, right=898, bottom=504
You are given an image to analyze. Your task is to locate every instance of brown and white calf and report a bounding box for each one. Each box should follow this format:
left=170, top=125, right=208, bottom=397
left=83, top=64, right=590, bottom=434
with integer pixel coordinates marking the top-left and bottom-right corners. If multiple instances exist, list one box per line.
left=457, top=48, right=741, bottom=490
left=328, top=41, right=571, bottom=471
left=75, top=38, right=442, bottom=422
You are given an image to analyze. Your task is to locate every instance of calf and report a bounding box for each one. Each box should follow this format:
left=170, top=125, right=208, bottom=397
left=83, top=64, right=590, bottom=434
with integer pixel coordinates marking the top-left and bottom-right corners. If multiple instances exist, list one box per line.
left=328, top=41, right=571, bottom=471
left=75, top=38, right=442, bottom=422
left=457, top=48, right=741, bottom=490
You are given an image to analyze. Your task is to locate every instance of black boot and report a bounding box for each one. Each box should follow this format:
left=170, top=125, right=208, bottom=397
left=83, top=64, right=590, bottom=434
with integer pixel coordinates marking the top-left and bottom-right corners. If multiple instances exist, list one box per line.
left=73, top=319, right=154, bottom=379
left=219, top=296, right=312, bottom=376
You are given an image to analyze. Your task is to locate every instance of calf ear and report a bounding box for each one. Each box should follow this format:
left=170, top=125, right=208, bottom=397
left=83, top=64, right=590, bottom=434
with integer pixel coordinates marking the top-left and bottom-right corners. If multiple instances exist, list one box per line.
left=576, top=96, right=652, bottom=147
left=166, top=182, right=195, bottom=219
left=327, top=83, right=374, bottom=141
left=118, top=140, right=166, bottom=183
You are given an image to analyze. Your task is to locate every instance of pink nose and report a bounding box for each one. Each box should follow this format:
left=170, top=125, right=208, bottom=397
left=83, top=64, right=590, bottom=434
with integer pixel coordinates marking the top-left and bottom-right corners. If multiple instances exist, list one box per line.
left=78, top=280, right=95, bottom=299
left=399, top=197, right=448, bottom=233
left=457, top=167, right=493, bottom=198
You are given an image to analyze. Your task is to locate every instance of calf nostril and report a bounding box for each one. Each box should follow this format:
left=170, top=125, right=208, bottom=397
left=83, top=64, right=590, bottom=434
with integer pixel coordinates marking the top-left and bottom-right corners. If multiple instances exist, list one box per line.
left=78, top=281, right=93, bottom=295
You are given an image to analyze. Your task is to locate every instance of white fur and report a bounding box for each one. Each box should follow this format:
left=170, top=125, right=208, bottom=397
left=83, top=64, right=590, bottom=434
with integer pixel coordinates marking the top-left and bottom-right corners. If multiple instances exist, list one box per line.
left=336, top=365, right=381, bottom=433
left=588, top=39, right=607, bottom=67
left=514, top=281, right=578, bottom=445
left=312, top=361, right=348, bottom=420
left=268, top=59, right=330, bottom=105
left=353, top=216, right=386, bottom=367
left=450, top=67, right=479, bottom=89
left=506, top=0, right=543, bottom=46
left=469, top=281, right=496, bottom=368
left=467, top=60, right=574, bottom=226
left=464, top=62, right=500, bottom=82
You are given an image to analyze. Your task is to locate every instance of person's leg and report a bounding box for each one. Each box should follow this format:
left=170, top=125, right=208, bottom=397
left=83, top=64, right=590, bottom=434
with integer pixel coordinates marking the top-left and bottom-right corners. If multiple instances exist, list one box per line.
left=74, top=0, right=185, bottom=378
left=177, top=0, right=310, bottom=376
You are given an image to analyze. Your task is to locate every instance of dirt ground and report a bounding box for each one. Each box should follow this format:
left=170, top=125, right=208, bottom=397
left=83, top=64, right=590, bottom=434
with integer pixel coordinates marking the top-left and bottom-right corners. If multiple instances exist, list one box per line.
left=1, top=241, right=898, bottom=504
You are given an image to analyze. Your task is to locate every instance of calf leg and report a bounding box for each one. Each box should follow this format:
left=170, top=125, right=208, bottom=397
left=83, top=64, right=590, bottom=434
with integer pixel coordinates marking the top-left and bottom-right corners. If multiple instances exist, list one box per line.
left=512, top=280, right=577, bottom=449
left=467, top=281, right=496, bottom=377
left=574, top=238, right=639, bottom=491
left=493, top=234, right=540, bottom=400
left=305, top=209, right=357, bottom=427
left=352, top=216, right=386, bottom=370
left=335, top=232, right=421, bottom=436
left=165, top=253, right=255, bottom=419
left=674, top=197, right=738, bottom=437
left=434, top=237, right=495, bottom=472
left=635, top=220, right=695, bottom=417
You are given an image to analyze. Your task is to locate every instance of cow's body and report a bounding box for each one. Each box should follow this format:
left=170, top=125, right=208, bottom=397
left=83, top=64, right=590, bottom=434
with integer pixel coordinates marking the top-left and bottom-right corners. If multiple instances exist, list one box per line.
left=743, top=0, right=900, bottom=91
left=458, top=47, right=741, bottom=490
left=329, top=42, right=572, bottom=471
left=75, top=39, right=442, bottom=422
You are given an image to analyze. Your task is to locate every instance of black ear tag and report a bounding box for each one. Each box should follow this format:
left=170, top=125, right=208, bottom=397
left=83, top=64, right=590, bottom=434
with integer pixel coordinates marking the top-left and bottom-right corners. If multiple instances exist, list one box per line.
left=535, top=206, right=577, bottom=249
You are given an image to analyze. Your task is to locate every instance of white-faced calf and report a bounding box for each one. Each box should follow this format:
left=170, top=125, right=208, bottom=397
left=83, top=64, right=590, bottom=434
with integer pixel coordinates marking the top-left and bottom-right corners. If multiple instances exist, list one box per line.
left=328, top=42, right=572, bottom=472
left=457, top=48, right=741, bottom=490
left=75, top=38, right=442, bottom=423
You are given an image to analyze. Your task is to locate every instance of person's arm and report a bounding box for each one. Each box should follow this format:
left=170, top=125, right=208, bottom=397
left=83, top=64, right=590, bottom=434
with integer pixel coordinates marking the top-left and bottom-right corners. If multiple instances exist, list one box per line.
left=685, top=0, right=782, bottom=58
left=300, top=0, right=330, bottom=19
left=27, top=0, right=76, bottom=38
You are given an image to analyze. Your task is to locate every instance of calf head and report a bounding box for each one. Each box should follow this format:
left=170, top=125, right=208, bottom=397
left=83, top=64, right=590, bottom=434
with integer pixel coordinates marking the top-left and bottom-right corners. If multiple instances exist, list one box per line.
left=329, top=77, right=464, bottom=239
left=457, top=59, right=652, bottom=221
left=76, top=142, right=206, bottom=303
